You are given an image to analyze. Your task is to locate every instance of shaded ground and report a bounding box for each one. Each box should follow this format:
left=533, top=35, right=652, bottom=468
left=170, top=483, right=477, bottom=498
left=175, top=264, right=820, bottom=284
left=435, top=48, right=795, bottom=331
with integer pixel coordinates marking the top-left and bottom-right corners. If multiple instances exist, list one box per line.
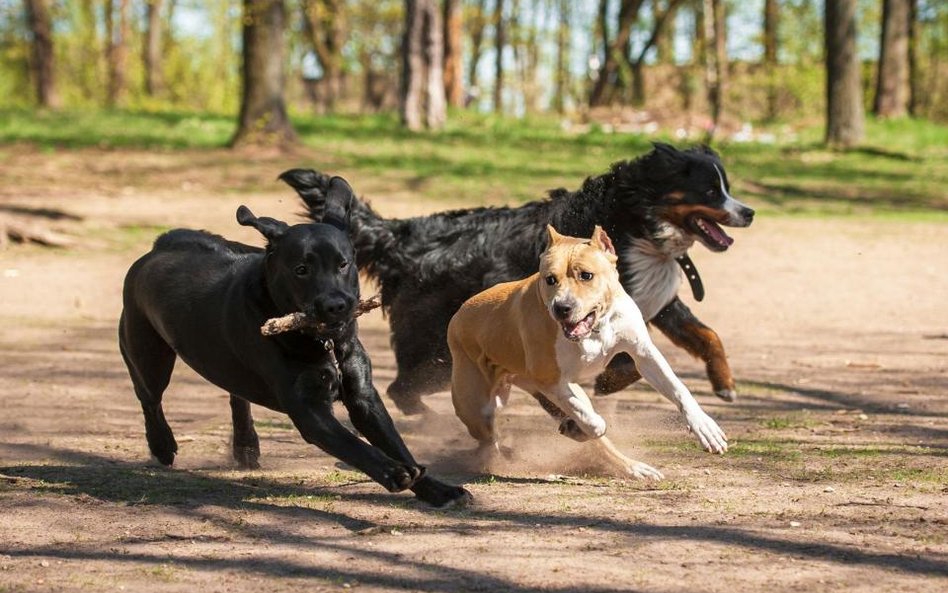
left=1, top=146, right=946, bottom=592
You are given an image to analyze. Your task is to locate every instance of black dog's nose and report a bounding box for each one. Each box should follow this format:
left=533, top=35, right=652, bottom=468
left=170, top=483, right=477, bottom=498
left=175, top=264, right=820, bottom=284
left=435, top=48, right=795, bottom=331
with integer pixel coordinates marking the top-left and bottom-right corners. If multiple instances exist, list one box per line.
left=553, top=302, right=573, bottom=320
left=743, top=207, right=755, bottom=222
left=314, top=295, right=352, bottom=322
left=324, top=297, right=349, bottom=317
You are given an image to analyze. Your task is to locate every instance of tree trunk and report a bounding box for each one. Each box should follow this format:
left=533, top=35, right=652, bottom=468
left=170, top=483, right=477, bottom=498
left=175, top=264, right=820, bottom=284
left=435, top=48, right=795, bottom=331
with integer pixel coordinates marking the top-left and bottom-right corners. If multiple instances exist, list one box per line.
left=493, top=0, right=505, bottom=113
left=400, top=0, right=445, bottom=130
left=302, top=0, right=347, bottom=113
left=654, top=0, right=677, bottom=64
left=553, top=0, right=571, bottom=114
left=466, top=0, right=487, bottom=97
left=825, top=0, right=865, bottom=148
left=630, top=0, right=683, bottom=105
left=230, top=0, right=297, bottom=147
left=589, top=0, right=644, bottom=107
left=106, top=0, right=130, bottom=107
left=443, top=0, right=463, bottom=107
left=144, top=0, right=164, bottom=97
left=702, top=0, right=725, bottom=141
left=763, top=0, right=778, bottom=120
left=907, top=0, right=918, bottom=116
left=873, top=0, right=910, bottom=118
left=24, top=0, right=59, bottom=109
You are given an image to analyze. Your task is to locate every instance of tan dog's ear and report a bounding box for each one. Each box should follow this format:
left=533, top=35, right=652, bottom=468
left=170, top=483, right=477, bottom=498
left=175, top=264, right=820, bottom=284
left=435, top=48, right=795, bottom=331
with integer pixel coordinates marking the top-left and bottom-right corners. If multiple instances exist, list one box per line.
left=546, top=225, right=565, bottom=245
left=591, top=226, right=616, bottom=255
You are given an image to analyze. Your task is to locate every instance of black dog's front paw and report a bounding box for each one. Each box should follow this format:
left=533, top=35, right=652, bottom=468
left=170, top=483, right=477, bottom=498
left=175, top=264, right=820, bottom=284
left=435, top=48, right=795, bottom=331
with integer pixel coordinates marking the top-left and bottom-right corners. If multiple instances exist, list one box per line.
left=411, top=476, right=473, bottom=509
left=558, top=418, right=593, bottom=442
left=233, top=445, right=261, bottom=470
left=382, top=463, right=425, bottom=492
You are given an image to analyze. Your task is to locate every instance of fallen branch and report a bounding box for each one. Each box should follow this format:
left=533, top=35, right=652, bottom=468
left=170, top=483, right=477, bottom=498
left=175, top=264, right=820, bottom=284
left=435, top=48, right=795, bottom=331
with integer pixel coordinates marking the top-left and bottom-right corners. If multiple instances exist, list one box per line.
left=261, top=294, right=382, bottom=336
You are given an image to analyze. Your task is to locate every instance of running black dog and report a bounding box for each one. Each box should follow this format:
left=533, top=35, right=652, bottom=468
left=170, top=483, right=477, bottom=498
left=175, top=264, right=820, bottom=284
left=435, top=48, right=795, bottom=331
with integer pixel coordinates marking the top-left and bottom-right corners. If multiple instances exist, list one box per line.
left=118, top=177, right=470, bottom=507
left=281, top=144, right=754, bottom=414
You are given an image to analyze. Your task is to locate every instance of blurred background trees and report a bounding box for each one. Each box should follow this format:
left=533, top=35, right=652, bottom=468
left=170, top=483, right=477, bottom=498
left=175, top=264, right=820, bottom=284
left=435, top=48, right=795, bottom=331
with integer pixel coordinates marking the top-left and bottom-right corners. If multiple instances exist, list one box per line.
left=1, top=0, right=946, bottom=144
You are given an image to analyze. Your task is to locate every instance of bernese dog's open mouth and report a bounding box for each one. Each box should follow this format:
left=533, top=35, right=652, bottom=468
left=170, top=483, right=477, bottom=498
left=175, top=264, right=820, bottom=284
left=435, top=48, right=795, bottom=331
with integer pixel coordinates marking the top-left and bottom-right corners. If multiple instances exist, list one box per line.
left=686, top=214, right=735, bottom=252
left=560, top=311, right=597, bottom=341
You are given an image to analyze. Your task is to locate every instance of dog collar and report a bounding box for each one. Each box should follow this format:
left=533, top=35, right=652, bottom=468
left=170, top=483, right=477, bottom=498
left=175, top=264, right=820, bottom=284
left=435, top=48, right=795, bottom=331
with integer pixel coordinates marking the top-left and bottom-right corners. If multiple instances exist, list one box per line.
left=675, top=255, right=704, bottom=302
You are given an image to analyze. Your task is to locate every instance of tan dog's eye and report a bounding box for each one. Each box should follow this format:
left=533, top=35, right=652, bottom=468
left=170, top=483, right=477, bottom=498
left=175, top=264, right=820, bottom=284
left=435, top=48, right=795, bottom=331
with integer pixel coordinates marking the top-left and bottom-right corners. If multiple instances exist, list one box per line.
left=579, top=271, right=594, bottom=281
left=545, top=275, right=557, bottom=286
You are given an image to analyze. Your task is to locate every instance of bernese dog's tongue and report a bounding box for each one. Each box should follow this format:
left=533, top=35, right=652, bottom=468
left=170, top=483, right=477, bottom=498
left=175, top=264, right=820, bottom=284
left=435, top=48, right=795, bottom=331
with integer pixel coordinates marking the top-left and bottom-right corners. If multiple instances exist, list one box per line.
left=697, top=217, right=734, bottom=248
left=564, top=312, right=596, bottom=340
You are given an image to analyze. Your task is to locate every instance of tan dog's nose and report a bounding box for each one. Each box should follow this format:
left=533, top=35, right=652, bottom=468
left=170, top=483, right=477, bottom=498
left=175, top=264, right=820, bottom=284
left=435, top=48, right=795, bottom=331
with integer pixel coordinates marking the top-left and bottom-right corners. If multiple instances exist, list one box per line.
left=552, top=301, right=574, bottom=320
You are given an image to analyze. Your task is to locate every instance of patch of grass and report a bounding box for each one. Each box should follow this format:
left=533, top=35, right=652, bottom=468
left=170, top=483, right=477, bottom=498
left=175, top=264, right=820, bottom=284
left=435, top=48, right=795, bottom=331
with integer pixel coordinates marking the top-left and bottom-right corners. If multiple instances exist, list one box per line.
left=762, top=413, right=819, bottom=430
left=728, top=439, right=803, bottom=462
left=1, top=108, right=945, bottom=215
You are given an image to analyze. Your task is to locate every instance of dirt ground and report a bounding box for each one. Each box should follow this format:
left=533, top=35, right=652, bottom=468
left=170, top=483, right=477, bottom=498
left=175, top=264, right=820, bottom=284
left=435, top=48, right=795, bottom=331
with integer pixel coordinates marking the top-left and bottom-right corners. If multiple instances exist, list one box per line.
left=1, top=146, right=946, bottom=592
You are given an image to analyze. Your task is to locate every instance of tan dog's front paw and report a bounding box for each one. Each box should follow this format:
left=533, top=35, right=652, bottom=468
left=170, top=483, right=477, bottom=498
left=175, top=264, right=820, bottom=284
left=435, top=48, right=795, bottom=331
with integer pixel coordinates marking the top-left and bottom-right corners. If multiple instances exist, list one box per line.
left=685, top=410, right=728, bottom=454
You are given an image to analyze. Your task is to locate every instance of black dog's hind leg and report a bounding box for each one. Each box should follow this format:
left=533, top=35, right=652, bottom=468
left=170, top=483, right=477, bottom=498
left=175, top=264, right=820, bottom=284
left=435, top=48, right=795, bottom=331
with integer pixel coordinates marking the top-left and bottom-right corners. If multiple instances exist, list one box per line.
left=119, top=310, right=178, bottom=466
left=649, top=297, right=736, bottom=402
left=531, top=392, right=594, bottom=442
left=283, top=366, right=424, bottom=494
left=340, top=341, right=471, bottom=508
left=230, top=395, right=261, bottom=469
left=593, top=354, right=644, bottom=396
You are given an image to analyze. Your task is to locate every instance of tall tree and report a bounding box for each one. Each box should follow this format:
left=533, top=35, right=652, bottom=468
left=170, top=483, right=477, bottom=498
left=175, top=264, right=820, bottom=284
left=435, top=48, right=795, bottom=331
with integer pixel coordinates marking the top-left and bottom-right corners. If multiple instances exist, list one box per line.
left=907, top=0, right=919, bottom=116
left=231, top=0, right=297, bottom=147
left=653, top=0, right=677, bottom=64
left=466, top=0, right=487, bottom=95
left=143, top=0, right=164, bottom=97
left=443, top=0, right=463, bottom=107
left=702, top=0, right=726, bottom=141
left=763, top=0, right=778, bottom=119
left=106, top=0, right=130, bottom=107
left=493, top=0, right=505, bottom=112
left=825, top=0, right=864, bottom=147
left=400, top=0, right=446, bottom=130
left=589, top=0, right=644, bottom=107
left=302, top=0, right=347, bottom=112
left=552, top=0, right=571, bottom=113
left=24, top=0, right=59, bottom=108
left=630, top=0, right=683, bottom=105
left=873, top=0, right=910, bottom=117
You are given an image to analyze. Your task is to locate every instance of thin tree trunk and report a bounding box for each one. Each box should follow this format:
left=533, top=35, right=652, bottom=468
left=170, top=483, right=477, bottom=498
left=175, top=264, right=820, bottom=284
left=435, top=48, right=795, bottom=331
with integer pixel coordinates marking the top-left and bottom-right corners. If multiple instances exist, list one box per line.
left=825, top=0, right=865, bottom=148
left=654, top=0, right=677, bottom=64
left=873, top=0, right=910, bottom=118
left=400, top=0, right=445, bottom=130
left=631, top=0, right=683, bottom=105
left=24, top=0, right=59, bottom=109
left=302, top=0, right=347, bottom=113
left=702, top=0, right=723, bottom=141
left=231, top=0, right=297, bottom=147
left=589, top=0, right=644, bottom=107
left=443, top=0, right=463, bottom=107
left=466, top=0, right=487, bottom=96
left=106, top=0, right=130, bottom=107
left=553, top=0, right=570, bottom=114
left=424, top=0, right=446, bottom=127
left=907, top=0, right=918, bottom=116
left=763, top=0, right=778, bottom=120
left=493, top=0, right=505, bottom=113
left=144, top=0, right=164, bottom=97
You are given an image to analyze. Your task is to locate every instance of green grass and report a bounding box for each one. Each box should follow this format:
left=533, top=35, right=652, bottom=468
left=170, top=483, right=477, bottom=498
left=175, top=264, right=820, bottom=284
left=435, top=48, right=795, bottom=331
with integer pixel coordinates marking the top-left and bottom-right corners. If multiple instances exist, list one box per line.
left=1, top=108, right=946, bottom=215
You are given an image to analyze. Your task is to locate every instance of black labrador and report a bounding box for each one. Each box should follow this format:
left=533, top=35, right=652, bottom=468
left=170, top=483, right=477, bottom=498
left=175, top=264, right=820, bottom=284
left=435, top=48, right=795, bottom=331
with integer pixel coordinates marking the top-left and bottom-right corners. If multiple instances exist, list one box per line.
left=118, top=177, right=470, bottom=507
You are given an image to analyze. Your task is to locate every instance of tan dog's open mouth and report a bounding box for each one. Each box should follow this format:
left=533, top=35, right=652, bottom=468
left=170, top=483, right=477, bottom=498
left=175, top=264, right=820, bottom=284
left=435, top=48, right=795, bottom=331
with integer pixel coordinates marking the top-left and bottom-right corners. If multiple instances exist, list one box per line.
left=561, top=311, right=597, bottom=341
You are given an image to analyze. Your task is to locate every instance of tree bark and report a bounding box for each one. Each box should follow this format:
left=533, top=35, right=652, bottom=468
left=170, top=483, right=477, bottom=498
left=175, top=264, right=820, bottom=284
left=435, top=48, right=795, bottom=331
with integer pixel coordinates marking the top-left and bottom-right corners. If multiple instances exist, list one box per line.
left=589, top=0, right=644, bottom=107
left=302, top=0, right=347, bottom=112
left=873, top=0, right=910, bottom=118
left=230, top=0, right=297, bottom=147
left=630, top=0, right=683, bottom=105
left=466, top=0, right=487, bottom=95
left=493, top=0, right=505, bottom=113
left=106, top=0, right=130, bottom=107
left=825, top=0, right=865, bottom=148
left=702, top=0, right=725, bottom=141
left=763, top=0, right=778, bottom=119
left=143, top=0, right=164, bottom=97
left=553, top=0, right=571, bottom=114
left=907, top=0, right=918, bottom=116
left=400, top=0, right=446, bottom=130
left=443, top=0, right=463, bottom=107
left=654, top=0, right=677, bottom=64
left=24, top=0, right=59, bottom=109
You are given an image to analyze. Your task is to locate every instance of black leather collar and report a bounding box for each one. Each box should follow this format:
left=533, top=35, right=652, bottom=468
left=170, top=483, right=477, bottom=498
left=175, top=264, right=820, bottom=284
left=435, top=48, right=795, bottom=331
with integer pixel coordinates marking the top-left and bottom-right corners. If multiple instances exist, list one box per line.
left=675, top=254, right=704, bottom=302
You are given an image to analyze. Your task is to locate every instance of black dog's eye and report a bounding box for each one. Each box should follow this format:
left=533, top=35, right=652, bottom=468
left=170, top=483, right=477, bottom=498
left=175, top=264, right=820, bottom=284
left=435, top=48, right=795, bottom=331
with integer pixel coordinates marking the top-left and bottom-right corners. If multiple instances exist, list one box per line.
left=579, top=271, right=594, bottom=281
left=545, top=275, right=557, bottom=286
left=294, top=264, right=308, bottom=276
left=706, top=189, right=717, bottom=197
left=339, top=260, right=349, bottom=271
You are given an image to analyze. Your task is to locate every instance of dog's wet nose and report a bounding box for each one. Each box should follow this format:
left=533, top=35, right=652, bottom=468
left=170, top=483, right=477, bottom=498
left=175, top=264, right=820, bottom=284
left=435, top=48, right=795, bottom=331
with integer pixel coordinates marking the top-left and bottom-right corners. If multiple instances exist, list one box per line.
left=324, top=297, right=349, bottom=317
left=743, top=206, right=755, bottom=223
left=553, top=302, right=573, bottom=320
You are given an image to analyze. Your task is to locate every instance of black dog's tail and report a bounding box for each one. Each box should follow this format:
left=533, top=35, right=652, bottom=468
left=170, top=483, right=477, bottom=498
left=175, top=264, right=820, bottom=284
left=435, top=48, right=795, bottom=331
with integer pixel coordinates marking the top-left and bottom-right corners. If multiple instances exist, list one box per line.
left=278, top=168, right=398, bottom=285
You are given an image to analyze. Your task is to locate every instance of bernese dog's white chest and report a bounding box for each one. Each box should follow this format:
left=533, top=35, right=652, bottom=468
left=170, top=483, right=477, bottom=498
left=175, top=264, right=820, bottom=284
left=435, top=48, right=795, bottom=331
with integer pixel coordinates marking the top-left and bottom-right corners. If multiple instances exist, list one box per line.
left=623, top=226, right=694, bottom=321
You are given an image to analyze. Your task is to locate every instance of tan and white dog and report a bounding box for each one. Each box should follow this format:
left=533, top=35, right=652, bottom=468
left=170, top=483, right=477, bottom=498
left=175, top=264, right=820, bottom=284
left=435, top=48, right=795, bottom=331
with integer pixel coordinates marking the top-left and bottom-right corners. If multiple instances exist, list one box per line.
left=447, top=226, right=727, bottom=479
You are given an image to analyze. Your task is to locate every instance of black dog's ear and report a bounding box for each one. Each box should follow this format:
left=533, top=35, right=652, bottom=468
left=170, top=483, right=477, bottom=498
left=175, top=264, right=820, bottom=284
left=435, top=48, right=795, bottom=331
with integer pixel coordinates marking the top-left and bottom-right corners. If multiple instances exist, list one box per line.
left=321, top=176, right=354, bottom=231
left=651, top=142, right=681, bottom=157
left=236, top=205, right=289, bottom=242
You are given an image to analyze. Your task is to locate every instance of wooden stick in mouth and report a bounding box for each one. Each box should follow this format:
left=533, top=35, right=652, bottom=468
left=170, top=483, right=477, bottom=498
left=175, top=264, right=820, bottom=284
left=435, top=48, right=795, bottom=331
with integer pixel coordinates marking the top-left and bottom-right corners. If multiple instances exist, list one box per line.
left=260, top=294, right=382, bottom=336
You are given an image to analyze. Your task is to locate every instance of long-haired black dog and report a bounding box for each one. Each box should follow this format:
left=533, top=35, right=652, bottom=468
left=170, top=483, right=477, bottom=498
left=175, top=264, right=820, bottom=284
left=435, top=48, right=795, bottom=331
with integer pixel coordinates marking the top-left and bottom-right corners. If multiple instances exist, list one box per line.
left=280, top=143, right=754, bottom=415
